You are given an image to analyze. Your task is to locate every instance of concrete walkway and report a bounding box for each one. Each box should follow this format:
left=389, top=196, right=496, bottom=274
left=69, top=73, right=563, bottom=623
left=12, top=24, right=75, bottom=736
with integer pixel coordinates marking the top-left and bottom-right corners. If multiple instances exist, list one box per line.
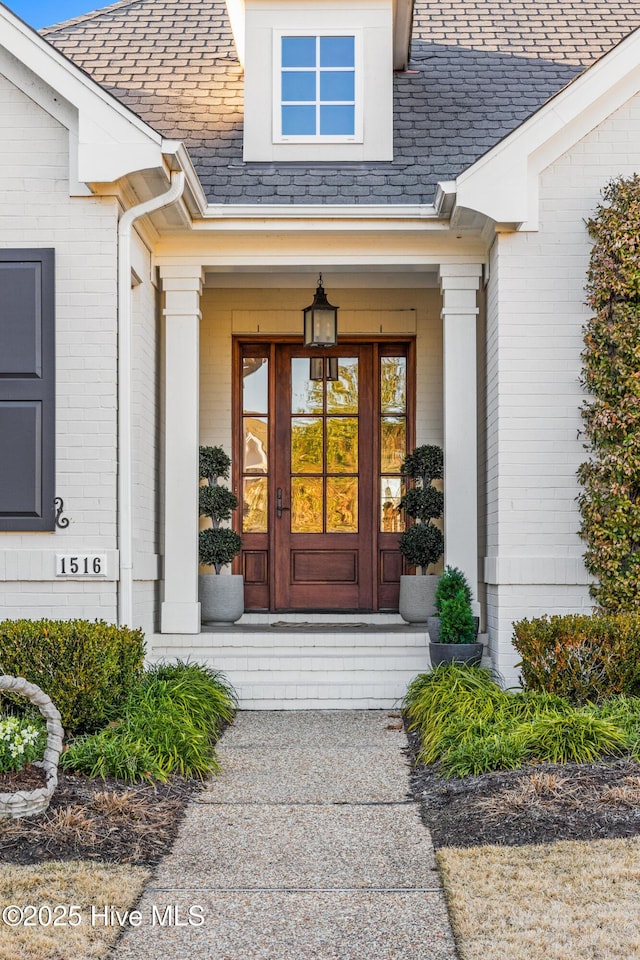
left=112, top=711, right=459, bottom=960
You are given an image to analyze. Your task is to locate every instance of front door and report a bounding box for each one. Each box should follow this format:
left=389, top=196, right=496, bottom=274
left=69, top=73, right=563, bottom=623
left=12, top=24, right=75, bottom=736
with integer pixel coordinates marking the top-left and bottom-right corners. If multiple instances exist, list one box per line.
left=235, top=339, right=412, bottom=611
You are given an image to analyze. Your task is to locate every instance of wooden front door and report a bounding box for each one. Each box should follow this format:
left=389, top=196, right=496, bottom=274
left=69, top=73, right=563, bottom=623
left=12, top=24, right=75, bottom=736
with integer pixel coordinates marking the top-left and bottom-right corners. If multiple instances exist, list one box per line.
left=235, top=339, right=413, bottom=611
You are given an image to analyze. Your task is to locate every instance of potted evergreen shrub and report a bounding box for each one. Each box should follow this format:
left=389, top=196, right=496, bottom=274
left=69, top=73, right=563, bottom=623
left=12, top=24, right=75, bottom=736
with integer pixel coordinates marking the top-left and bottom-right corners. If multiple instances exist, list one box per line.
left=427, top=565, right=480, bottom=642
left=429, top=584, right=484, bottom=667
left=198, top=445, right=244, bottom=624
left=397, top=444, right=444, bottom=624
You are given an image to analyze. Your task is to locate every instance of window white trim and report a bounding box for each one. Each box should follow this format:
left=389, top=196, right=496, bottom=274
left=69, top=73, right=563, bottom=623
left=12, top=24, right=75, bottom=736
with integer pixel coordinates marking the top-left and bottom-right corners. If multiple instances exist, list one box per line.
left=272, top=29, right=364, bottom=144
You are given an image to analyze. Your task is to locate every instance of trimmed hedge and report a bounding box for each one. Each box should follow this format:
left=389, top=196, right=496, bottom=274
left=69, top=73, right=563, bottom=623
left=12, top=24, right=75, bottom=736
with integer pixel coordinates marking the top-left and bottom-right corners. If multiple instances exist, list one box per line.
left=512, top=613, right=640, bottom=703
left=0, top=619, right=145, bottom=734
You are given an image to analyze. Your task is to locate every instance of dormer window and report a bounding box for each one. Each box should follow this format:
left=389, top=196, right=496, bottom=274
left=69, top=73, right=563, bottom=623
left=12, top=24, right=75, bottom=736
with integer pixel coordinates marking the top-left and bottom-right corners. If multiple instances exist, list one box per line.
left=243, top=0, right=393, bottom=163
left=277, top=34, right=362, bottom=142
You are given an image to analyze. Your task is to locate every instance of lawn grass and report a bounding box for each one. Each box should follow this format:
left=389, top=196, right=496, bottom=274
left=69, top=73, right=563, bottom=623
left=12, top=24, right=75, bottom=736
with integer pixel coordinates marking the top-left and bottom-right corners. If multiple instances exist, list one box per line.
left=0, top=861, right=150, bottom=960
left=438, top=836, right=640, bottom=960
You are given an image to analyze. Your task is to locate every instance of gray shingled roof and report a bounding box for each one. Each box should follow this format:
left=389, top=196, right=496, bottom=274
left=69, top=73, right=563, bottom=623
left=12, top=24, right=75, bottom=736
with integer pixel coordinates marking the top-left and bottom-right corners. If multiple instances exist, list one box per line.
left=42, top=0, right=640, bottom=205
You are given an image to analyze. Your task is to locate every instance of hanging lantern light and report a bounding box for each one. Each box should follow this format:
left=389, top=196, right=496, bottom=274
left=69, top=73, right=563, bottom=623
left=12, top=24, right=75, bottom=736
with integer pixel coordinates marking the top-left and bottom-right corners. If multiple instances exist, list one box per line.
left=325, top=357, right=339, bottom=381
left=303, top=274, right=339, bottom=347
left=309, top=357, right=324, bottom=381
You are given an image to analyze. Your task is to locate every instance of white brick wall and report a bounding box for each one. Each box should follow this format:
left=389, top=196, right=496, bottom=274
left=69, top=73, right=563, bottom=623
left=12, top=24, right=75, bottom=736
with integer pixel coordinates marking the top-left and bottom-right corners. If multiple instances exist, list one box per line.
left=484, top=89, right=640, bottom=683
left=0, top=70, right=120, bottom=622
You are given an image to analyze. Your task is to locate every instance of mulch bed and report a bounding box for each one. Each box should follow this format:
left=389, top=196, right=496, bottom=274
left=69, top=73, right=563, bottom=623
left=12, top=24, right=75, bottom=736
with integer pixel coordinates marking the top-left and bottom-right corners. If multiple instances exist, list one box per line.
left=406, top=728, right=640, bottom=849
left=3, top=723, right=640, bottom=866
left=0, top=763, right=47, bottom=792
left=0, top=771, right=204, bottom=866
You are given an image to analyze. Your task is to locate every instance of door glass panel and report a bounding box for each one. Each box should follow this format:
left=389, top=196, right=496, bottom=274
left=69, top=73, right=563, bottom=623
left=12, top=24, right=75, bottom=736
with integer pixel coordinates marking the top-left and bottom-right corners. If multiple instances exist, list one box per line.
left=327, top=477, right=358, bottom=533
left=291, top=417, right=323, bottom=473
left=380, top=477, right=404, bottom=532
left=327, top=358, right=358, bottom=413
left=326, top=417, right=358, bottom=473
left=292, top=477, right=323, bottom=532
left=243, top=416, right=268, bottom=473
left=380, top=356, right=406, bottom=413
left=380, top=417, right=406, bottom=473
left=243, top=477, right=268, bottom=532
left=291, top=358, right=323, bottom=414
left=243, top=357, right=268, bottom=413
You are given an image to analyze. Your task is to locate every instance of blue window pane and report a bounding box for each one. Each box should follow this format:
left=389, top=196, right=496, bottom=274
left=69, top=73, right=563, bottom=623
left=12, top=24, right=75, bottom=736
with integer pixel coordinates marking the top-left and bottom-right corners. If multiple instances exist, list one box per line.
left=320, top=104, right=355, bottom=135
left=282, top=71, right=316, bottom=102
left=282, top=105, right=316, bottom=135
left=282, top=36, right=316, bottom=67
left=320, top=70, right=355, bottom=102
left=320, top=36, right=354, bottom=67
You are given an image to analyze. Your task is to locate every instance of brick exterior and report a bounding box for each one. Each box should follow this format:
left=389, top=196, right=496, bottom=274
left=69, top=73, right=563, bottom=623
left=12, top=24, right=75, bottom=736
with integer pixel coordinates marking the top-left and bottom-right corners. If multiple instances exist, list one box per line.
left=484, top=89, right=640, bottom=682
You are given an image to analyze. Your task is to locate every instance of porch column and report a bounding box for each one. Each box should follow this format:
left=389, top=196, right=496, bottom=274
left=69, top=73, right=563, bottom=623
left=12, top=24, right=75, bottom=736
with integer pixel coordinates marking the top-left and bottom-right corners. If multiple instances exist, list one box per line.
left=439, top=263, right=482, bottom=606
left=160, top=265, right=204, bottom=633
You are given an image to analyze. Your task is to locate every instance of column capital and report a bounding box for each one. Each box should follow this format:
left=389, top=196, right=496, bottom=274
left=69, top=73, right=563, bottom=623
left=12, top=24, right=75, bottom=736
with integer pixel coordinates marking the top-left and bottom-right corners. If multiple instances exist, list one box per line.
left=439, top=262, right=483, bottom=292
left=159, top=264, right=205, bottom=294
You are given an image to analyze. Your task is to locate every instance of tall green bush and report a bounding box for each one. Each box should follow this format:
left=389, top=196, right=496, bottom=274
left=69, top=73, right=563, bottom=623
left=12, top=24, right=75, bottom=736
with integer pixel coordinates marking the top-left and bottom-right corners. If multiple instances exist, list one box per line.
left=0, top=619, right=145, bottom=734
left=578, top=174, right=640, bottom=612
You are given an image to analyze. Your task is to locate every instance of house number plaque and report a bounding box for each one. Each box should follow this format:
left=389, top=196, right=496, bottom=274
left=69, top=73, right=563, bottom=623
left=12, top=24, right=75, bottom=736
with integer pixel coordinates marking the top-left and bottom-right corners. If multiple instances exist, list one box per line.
left=55, top=554, right=107, bottom=577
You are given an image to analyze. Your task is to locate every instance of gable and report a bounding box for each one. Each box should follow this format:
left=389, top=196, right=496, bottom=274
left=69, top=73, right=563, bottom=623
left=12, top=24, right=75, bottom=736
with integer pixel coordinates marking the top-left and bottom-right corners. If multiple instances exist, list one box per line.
left=455, top=22, right=640, bottom=229
left=0, top=3, right=166, bottom=188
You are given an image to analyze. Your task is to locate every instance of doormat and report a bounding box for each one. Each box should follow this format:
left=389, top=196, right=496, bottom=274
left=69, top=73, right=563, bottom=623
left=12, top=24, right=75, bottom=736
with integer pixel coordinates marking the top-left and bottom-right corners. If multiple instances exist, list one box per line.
left=270, top=621, right=370, bottom=629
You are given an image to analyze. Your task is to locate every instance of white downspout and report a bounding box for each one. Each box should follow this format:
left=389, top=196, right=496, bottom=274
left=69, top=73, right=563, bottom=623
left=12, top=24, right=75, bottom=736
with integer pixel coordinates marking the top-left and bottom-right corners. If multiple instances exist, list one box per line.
left=117, top=170, right=185, bottom=627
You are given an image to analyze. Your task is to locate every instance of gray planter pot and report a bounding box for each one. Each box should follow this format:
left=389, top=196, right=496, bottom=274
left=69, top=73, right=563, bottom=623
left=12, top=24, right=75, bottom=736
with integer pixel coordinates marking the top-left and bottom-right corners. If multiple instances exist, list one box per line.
left=199, top=573, right=244, bottom=624
left=429, top=642, right=484, bottom=668
left=398, top=574, right=439, bottom=624
left=427, top=616, right=480, bottom=643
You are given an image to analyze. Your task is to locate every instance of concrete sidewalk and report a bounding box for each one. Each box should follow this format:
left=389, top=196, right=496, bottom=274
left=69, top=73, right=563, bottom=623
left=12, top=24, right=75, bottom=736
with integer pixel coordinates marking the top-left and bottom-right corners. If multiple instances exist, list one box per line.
left=112, top=711, right=459, bottom=960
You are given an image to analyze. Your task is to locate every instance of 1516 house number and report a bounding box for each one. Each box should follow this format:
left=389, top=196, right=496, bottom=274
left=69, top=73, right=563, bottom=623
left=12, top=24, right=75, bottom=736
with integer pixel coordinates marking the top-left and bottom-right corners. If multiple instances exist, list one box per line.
left=55, top=555, right=107, bottom=577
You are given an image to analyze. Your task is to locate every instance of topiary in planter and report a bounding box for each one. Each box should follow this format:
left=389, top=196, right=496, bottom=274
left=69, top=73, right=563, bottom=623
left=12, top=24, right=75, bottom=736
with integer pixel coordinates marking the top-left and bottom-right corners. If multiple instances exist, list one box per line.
left=397, top=444, right=444, bottom=575
left=199, top=446, right=243, bottom=624
left=199, top=446, right=242, bottom=575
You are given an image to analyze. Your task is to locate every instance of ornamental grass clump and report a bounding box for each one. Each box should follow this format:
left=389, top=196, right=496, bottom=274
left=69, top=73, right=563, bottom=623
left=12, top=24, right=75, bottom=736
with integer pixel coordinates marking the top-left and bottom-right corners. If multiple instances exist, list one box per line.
left=61, top=661, right=237, bottom=783
left=404, top=663, right=637, bottom=778
left=579, top=174, right=640, bottom=612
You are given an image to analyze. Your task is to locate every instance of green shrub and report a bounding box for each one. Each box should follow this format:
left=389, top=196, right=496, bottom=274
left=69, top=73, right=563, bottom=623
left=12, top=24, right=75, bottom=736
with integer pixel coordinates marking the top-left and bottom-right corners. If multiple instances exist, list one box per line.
left=512, top=613, right=640, bottom=703
left=434, top=566, right=473, bottom=613
left=61, top=661, right=237, bottom=782
left=439, top=589, right=477, bottom=644
left=579, top=174, right=640, bottom=612
left=0, top=619, right=145, bottom=735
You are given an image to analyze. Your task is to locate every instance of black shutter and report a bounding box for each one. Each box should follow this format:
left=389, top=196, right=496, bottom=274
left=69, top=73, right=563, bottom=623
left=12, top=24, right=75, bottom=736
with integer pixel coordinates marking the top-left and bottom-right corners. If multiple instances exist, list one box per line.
left=0, top=249, right=55, bottom=531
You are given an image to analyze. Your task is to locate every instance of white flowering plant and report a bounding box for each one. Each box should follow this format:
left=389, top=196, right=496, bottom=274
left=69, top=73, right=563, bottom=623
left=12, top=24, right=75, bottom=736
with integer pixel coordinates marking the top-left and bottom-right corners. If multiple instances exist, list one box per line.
left=0, top=715, right=45, bottom=773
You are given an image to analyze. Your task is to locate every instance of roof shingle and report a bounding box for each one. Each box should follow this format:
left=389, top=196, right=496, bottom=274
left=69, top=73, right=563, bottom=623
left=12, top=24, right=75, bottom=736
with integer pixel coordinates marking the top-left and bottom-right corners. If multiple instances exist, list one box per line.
left=41, top=0, right=640, bottom=205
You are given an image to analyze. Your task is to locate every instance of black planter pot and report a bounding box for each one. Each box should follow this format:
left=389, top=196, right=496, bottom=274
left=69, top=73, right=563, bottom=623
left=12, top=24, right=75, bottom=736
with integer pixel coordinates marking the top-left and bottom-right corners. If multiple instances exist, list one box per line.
left=429, top=641, right=484, bottom=668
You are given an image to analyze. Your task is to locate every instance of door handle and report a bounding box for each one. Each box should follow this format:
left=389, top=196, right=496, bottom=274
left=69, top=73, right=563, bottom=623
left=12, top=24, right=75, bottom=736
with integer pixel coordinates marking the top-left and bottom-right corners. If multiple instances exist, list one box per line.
left=276, top=488, right=290, bottom=519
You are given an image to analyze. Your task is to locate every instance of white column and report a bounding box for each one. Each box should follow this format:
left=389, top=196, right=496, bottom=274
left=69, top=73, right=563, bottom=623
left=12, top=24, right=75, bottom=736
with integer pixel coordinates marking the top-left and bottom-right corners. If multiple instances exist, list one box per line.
left=440, top=263, right=482, bottom=608
left=160, top=266, right=204, bottom=633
